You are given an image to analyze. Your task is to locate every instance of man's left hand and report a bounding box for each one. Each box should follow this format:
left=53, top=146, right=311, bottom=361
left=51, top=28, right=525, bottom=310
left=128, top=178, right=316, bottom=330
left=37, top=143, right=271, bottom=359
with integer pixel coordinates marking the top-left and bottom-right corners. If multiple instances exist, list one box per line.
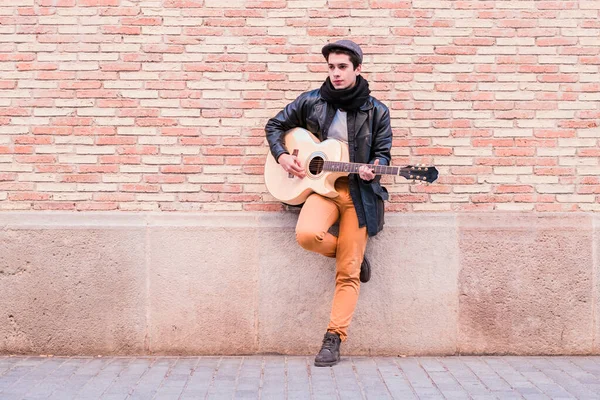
left=358, top=159, right=379, bottom=181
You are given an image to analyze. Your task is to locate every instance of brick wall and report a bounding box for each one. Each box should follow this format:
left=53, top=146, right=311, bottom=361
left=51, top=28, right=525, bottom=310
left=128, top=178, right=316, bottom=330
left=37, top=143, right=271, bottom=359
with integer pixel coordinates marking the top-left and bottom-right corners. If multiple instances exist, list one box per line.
left=0, top=0, right=599, bottom=212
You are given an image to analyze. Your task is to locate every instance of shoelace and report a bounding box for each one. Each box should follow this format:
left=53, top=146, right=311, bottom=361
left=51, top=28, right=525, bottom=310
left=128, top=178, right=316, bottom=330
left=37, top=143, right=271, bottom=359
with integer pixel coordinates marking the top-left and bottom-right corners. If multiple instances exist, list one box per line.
left=321, top=335, right=338, bottom=350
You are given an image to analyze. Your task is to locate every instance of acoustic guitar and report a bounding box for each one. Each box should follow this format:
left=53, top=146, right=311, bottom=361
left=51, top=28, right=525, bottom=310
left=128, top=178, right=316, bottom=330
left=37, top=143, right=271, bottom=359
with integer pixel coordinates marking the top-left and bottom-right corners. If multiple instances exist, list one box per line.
left=264, top=128, right=439, bottom=205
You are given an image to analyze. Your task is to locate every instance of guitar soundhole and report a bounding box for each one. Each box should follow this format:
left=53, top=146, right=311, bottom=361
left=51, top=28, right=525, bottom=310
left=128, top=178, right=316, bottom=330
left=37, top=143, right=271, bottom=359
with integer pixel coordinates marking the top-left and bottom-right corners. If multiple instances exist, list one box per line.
left=308, top=156, right=325, bottom=176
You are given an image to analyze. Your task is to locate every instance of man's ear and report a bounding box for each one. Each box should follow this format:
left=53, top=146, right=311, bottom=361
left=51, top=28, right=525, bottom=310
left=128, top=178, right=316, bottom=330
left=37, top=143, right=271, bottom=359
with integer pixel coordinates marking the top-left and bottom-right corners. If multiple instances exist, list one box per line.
left=355, top=64, right=362, bottom=74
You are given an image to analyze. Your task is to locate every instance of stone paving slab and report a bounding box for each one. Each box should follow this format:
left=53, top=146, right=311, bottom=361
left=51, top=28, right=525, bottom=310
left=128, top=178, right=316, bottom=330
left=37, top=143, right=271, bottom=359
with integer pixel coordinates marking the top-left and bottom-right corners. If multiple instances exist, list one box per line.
left=1, top=356, right=600, bottom=399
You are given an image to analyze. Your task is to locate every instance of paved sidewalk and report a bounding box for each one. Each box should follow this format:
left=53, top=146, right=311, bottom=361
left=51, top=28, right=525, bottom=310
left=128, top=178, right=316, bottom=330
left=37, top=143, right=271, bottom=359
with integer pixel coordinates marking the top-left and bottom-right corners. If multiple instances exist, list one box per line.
left=2, top=356, right=600, bottom=399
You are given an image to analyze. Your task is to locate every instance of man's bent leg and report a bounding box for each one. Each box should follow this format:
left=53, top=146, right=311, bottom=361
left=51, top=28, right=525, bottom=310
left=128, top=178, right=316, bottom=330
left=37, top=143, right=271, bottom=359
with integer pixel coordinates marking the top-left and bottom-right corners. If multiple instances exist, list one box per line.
left=295, top=193, right=339, bottom=258
left=326, top=180, right=368, bottom=341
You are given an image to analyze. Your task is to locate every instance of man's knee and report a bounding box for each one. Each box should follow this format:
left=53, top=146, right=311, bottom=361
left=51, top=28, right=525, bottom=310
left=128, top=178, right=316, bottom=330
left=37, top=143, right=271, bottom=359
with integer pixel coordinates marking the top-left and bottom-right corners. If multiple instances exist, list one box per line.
left=335, top=257, right=361, bottom=282
left=296, top=228, right=325, bottom=250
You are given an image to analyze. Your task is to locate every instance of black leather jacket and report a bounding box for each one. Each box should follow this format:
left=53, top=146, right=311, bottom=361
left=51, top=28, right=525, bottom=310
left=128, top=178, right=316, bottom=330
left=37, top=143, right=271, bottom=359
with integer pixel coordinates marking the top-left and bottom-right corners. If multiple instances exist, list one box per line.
left=265, top=88, right=393, bottom=237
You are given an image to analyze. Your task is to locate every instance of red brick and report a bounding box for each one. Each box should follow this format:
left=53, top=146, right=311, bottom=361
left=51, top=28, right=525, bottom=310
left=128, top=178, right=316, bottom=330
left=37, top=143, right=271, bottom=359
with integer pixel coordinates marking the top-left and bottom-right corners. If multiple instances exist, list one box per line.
left=414, top=148, right=453, bottom=156
left=242, top=166, right=264, bottom=175
left=100, top=155, right=141, bottom=164
left=37, top=71, right=76, bottom=80
left=578, top=186, right=600, bottom=194
left=33, top=202, right=77, bottom=210
left=79, top=165, right=119, bottom=173
left=0, top=108, right=30, bottom=117
left=79, top=0, right=119, bottom=5
left=9, top=192, right=51, bottom=201
left=494, top=148, right=535, bottom=157
left=534, top=129, right=576, bottom=138
left=471, top=194, right=512, bottom=203
left=183, top=156, right=223, bottom=165
left=559, top=120, right=598, bottom=129
left=244, top=203, right=285, bottom=211
left=101, top=63, right=141, bottom=72
left=164, top=0, right=205, bottom=6
left=121, top=184, right=160, bottom=193
left=75, top=127, right=116, bottom=136
left=202, top=109, right=243, bottom=118
left=246, top=0, right=286, bottom=7
left=52, top=117, right=93, bottom=126
left=202, top=147, right=244, bottom=156
left=119, top=109, right=160, bottom=117
left=434, top=46, right=477, bottom=55
left=0, top=80, right=17, bottom=89
left=391, top=27, right=432, bottom=37
left=77, top=202, right=119, bottom=211
left=16, top=63, right=57, bottom=71
left=14, top=155, right=56, bottom=163
left=220, top=194, right=261, bottom=202
left=118, top=146, right=159, bottom=155
left=161, top=165, right=203, bottom=174
left=451, top=166, right=493, bottom=175
left=144, top=175, right=185, bottom=184
left=534, top=167, right=575, bottom=176
left=100, top=7, right=141, bottom=16
left=179, top=193, right=218, bottom=202
left=495, top=111, right=535, bottom=119
left=77, top=90, right=119, bottom=98
left=0, top=182, right=35, bottom=191
left=93, top=193, right=135, bottom=201
left=515, top=139, right=556, bottom=147
left=121, top=17, right=163, bottom=26
left=101, top=26, right=141, bottom=35
left=389, top=194, right=429, bottom=203
left=183, top=27, right=224, bottom=36
left=61, top=174, right=101, bottom=183
left=579, top=149, right=600, bottom=157
left=248, top=73, right=286, bottom=81
left=225, top=156, right=264, bottom=165
left=36, top=165, right=76, bottom=173
left=202, top=184, right=242, bottom=193
left=473, top=139, right=513, bottom=147
left=98, top=99, right=139, bottom=108
left=495, top=185, right=534, bottom=194
left=162, top=127, right=202, bottom=136
left=60, top=81, right=102, bottom=90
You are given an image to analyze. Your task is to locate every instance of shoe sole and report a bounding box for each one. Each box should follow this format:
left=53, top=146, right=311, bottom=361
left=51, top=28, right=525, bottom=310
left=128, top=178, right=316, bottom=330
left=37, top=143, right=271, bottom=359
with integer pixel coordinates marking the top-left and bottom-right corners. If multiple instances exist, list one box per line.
left=314, top=358, right=340, bottom=367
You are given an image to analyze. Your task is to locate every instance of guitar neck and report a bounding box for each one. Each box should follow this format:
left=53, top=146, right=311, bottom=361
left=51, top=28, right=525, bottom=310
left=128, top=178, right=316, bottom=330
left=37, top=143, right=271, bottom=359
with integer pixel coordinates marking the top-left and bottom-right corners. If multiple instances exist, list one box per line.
left=323, top=161, right=399, bottom=176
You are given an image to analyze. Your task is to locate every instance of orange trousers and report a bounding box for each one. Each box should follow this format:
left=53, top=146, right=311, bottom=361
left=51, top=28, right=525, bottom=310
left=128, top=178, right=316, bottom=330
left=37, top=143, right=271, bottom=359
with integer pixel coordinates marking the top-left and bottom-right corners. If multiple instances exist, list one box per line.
left=295, top=177, right=368, bottom=342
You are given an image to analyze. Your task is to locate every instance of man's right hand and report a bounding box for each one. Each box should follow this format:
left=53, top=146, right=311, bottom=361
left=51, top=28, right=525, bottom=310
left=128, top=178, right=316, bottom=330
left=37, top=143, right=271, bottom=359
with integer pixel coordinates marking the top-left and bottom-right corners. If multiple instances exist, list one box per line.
left=277, top=153, right=306, bottom=179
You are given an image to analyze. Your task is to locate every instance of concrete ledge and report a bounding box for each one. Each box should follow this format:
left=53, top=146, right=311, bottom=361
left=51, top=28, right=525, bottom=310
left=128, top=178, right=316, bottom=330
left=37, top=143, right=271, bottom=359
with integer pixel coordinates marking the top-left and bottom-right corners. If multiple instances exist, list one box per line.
left=0, top=212, right=598, bottom=356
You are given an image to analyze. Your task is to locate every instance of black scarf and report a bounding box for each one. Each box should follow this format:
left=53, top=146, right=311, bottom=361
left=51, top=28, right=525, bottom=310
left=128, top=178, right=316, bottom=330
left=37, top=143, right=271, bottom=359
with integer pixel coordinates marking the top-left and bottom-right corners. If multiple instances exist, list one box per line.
left=320, top=75, right=371, bottom=111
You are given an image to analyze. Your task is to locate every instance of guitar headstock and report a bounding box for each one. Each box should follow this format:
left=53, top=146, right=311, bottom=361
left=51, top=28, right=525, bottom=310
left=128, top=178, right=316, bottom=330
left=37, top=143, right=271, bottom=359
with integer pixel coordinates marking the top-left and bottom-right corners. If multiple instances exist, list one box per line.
left=399, top=164, right=438, bottom=183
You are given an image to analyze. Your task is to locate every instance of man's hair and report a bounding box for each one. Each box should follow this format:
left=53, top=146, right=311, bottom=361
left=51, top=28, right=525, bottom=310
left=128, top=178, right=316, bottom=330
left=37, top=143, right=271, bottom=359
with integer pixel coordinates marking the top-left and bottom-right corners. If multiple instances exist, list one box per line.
left=327, top=48, right=361, bottom=70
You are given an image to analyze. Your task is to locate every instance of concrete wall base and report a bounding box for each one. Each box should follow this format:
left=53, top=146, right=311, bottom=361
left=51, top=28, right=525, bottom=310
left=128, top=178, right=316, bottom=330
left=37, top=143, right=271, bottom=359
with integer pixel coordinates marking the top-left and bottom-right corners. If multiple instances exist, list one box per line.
left=1, top=212, right=598, bottom=356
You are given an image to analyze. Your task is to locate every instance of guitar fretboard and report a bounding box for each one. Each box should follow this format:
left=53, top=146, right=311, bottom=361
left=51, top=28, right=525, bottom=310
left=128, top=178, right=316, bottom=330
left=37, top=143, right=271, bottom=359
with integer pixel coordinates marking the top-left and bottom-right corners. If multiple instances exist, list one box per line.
left=323, top=161, right=399, bottom=176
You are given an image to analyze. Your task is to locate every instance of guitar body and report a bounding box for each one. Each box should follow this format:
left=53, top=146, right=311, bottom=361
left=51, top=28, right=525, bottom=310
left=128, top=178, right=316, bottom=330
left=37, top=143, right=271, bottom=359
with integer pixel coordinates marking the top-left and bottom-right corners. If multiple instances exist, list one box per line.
left=264, top=128, right=349, bottom=205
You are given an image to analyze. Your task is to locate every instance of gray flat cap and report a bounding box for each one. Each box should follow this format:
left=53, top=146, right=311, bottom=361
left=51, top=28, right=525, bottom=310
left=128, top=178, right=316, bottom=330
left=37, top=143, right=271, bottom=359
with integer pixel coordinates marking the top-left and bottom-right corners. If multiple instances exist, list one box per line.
left=321, top=39, right=363, bottom=64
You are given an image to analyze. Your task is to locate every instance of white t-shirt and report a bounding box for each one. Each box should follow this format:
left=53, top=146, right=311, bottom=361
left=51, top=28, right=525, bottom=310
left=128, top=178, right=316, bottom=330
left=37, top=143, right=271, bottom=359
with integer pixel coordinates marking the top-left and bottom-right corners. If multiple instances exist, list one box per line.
left=327, top=109, right=348, bottom=143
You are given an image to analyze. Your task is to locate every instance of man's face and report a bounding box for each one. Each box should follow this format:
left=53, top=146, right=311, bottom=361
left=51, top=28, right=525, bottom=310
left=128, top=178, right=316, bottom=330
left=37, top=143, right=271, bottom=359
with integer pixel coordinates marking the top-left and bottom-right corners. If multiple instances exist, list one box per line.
left=327, top=52, right=361, bottom=90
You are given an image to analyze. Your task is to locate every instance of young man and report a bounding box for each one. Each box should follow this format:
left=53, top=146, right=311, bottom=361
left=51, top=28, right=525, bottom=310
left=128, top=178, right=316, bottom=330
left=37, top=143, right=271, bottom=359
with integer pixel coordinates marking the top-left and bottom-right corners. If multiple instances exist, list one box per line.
left=265, top=40, right=392, bottom=367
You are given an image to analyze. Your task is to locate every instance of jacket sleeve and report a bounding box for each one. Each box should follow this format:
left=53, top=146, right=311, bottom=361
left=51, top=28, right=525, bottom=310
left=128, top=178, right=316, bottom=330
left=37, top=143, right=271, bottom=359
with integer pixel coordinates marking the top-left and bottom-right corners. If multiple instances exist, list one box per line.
left=370, top=105, right=392, bottom=167
left=264, top=92, right=310, bottom=163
